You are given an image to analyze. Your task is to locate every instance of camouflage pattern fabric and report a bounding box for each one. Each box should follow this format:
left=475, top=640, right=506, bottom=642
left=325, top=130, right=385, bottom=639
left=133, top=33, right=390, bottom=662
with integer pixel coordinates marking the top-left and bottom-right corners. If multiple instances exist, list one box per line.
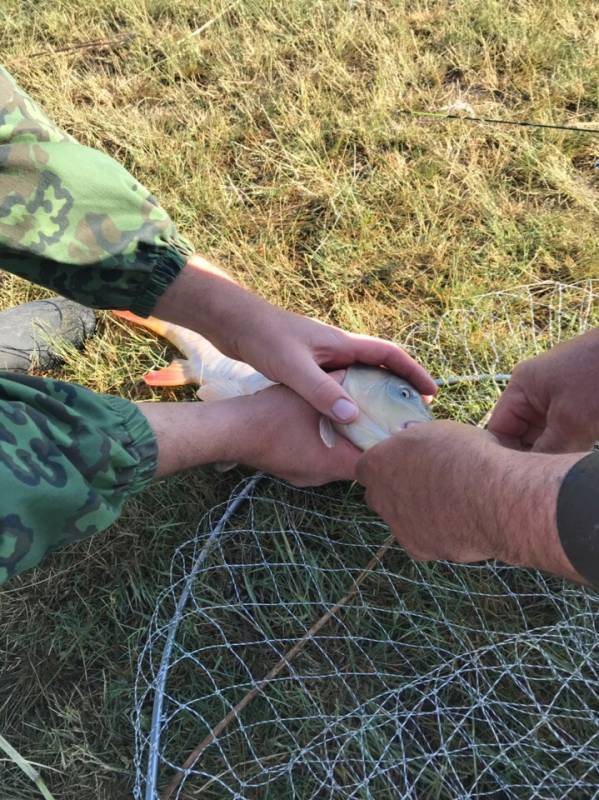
left=0, top=68, right=198, bottom=582
left=0, top=66, right=193, bottom=315
left=0, top=372, right=157, bottom=583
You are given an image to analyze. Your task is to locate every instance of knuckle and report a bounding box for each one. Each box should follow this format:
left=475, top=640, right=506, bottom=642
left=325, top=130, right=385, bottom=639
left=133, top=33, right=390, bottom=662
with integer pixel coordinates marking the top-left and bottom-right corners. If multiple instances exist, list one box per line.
left=512, top=357, right=535, bottom=378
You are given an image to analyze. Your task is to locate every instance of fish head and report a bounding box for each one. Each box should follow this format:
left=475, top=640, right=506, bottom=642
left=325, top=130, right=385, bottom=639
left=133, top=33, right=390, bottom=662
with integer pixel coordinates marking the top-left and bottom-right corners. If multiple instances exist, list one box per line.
left=320, top=365, right=433, bottom=451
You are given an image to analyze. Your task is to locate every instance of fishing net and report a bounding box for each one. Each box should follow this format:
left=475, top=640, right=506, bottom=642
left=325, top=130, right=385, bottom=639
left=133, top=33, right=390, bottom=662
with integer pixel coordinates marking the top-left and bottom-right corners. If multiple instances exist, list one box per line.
left=133, top=282, right=599, bottom=800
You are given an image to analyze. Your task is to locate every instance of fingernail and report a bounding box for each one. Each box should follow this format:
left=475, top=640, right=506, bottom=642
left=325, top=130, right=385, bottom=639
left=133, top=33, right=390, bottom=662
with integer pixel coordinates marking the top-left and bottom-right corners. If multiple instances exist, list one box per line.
left=332, top=398, right=358, bottom=422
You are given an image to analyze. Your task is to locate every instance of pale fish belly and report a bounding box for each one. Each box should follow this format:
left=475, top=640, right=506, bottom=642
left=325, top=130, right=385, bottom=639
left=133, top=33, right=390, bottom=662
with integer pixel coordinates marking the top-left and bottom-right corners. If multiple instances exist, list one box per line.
left=320, top=365, right=433, bottom=451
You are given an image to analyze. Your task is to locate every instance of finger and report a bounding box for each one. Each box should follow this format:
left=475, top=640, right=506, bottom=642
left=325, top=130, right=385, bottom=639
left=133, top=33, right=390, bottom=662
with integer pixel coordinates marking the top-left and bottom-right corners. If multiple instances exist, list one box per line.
left=520, top=424, right=544, bottom=448
left=492, top=432, right=530, bottom=450
left=487, top=387, right=533, bottom=439
left=349, top=337, right=438, bottom=396
left=328, top=368, right=347, bottom=383
left=288, top=358, right=360, bottom=423
left=532, top=424, right=571, bottom=453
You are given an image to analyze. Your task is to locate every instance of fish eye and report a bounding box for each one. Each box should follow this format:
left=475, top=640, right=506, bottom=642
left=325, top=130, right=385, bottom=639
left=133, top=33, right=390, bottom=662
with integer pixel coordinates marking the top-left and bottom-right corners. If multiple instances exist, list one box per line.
left=400, top=388, right=411, bottom=400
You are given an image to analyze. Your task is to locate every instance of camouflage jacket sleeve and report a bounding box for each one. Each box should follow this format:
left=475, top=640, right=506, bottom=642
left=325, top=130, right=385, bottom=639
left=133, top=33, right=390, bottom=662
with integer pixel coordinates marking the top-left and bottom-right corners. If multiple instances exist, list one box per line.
left=0, top=66, right=193, bottom=316
left=0, top=372, right=157, bottom=583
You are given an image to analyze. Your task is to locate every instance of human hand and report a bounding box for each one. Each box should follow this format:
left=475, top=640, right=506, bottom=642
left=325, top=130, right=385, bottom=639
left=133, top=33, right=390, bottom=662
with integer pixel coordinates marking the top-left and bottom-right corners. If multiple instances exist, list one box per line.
left=234, top=302, right=437, bottom=425
left=140, top=370, right=358, bottom=486
left=154, top=255, right=436, bottom=425
left=356, top=421, right=503, bottom=562
left=355, top=420, right=583, bottom=580
left=488, top=329, right=599, bottom=453
left=235, top=376, right=361, bottom=487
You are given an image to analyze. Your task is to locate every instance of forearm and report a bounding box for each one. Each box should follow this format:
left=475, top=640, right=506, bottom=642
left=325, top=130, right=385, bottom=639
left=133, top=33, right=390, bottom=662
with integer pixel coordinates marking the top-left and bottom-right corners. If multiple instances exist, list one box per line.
left=356, top=422, right=591, bottom=583
left=486, top=449, right=586, bottom=582
left=152, top=254, right=272, bottom=359
left=0, top=69, right=268, bottom=333
left=139, top=396, right=251, bottom=478
left=139, top=383, right=359, bottom=487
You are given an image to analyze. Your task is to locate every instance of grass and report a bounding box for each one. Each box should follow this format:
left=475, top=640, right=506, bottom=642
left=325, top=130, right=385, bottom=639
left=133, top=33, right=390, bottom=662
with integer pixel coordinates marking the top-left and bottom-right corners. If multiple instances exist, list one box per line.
left=0, top=0, right=598, bottom=797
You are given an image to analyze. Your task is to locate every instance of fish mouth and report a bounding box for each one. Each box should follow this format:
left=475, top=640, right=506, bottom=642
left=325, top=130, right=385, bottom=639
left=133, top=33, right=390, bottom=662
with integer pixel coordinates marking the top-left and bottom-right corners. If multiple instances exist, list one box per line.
left=401, top=419, right=427, bottom=429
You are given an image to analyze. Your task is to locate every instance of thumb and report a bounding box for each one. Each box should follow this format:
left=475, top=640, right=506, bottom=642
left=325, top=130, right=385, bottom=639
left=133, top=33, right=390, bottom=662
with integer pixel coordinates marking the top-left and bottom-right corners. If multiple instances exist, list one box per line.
left=532, top=425, right=570, bottom=454
left=487, top=384, right=531, bottom=440
left=288, top=359, right=359, bottom=423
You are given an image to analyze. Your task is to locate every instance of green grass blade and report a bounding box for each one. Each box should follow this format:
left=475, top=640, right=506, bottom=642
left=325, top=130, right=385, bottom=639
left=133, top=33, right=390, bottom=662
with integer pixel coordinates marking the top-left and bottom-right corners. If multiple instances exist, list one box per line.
left=0, top=733, right=57, bottom=800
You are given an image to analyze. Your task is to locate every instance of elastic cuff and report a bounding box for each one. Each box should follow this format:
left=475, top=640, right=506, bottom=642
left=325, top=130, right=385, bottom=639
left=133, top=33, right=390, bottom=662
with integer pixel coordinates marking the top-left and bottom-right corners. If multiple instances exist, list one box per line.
left=129, top=238, right=192, bottom=318
left=556, top=451, right=599, bottom=587
left=105, top=396, right=159, bottom=495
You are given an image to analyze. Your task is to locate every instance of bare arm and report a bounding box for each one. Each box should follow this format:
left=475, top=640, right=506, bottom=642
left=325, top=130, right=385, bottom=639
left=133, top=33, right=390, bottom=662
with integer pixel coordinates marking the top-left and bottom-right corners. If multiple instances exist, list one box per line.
left=152, top=255, right=437, bottom=425
left=139, top=382, right=360, bottom=486
left=139, top=397, right=246, bottom=478
left=489, top=446, right=583, bottom=582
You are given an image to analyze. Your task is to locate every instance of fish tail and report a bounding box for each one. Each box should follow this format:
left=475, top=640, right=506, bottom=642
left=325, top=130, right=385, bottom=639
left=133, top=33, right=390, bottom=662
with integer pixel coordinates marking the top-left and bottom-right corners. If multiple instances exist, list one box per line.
left=144, top=359, right=194, bottom=387
left=112, top=310, right=172, bottom=339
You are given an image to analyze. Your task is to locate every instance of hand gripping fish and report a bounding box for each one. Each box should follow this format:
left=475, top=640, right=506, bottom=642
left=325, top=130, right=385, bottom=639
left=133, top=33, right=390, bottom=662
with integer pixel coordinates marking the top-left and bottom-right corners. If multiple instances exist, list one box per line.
left=114, top=311, right=433, bottom=451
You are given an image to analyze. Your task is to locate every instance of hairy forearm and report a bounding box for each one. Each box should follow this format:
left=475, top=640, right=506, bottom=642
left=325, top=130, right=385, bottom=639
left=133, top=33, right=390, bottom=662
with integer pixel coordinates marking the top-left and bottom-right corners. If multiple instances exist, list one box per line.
left=487, top=449, right=585, bottom=582
left=357, top=422, right=591, bottom=583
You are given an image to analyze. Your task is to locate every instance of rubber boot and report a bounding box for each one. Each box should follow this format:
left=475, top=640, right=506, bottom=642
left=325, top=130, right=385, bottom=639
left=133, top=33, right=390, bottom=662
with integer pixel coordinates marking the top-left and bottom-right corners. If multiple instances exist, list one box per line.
left=0, top=297, right=96, bottom=372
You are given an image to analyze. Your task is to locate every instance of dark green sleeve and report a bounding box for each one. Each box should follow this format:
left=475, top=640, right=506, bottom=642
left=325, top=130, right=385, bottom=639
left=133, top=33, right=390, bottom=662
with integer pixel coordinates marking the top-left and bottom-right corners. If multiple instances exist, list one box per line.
left=0, top=372, right=157, bottom=583
left=0, top=66, right=193, bottom=316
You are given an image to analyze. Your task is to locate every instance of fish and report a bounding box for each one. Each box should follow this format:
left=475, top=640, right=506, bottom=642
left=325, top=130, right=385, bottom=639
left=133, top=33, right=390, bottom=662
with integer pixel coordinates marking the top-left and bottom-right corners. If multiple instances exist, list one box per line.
left=318, top=366, right=433, bottom=451
left=113, top=310, right=275, bottom=399
left=113, top=311, right=433, bottom=451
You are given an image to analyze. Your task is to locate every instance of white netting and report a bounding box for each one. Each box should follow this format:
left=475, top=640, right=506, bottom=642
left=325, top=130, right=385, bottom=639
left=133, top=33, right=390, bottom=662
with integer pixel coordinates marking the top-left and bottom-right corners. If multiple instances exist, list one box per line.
left=134, top=282, right=599, bottom=800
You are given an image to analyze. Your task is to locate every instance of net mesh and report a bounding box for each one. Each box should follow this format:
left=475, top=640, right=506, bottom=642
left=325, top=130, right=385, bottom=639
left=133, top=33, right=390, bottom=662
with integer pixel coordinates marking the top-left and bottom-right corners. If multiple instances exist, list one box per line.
left=133, top=282, right=599, bottom=800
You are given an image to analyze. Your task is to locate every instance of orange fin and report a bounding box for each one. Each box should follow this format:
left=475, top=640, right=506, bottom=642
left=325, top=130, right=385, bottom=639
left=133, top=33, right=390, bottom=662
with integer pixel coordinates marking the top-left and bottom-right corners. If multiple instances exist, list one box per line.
left=113, top=309, right=170, bottom=338
left=113, top=309, right=144, bottom=324
left=144, top=359, right=193, bottom=387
